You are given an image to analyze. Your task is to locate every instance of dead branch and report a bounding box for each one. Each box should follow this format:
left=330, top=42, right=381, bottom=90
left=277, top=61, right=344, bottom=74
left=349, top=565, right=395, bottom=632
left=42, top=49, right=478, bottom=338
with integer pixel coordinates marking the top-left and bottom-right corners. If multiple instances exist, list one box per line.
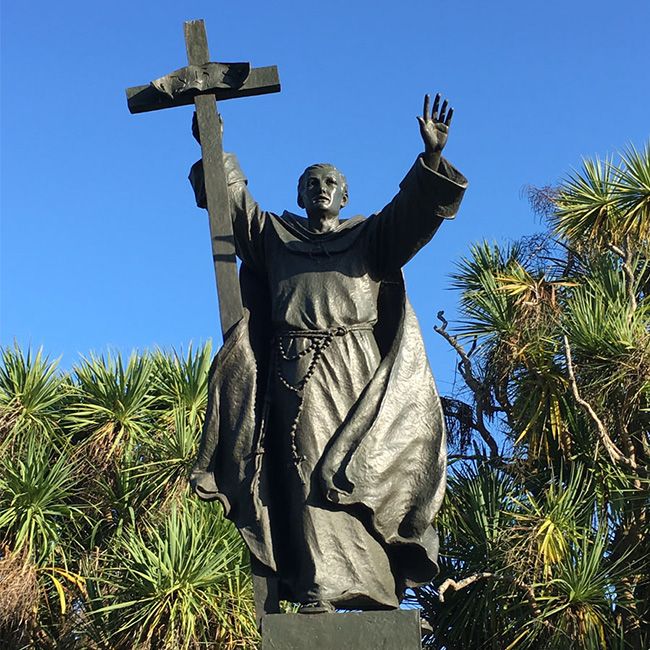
left=494, top=380, right=516, bottom=429
left=437, top=572, right=549, bottom=626
left=563, top=335, right=643, bottom=474
left=435, top=312, right=500, bottom=458
left=523, top=184, right=558, bottom=219
left=438, top=572, right=496, bottom=602
left=434, top=311, right=480, bottom=393
left=448, top=454, right=512, bottom=462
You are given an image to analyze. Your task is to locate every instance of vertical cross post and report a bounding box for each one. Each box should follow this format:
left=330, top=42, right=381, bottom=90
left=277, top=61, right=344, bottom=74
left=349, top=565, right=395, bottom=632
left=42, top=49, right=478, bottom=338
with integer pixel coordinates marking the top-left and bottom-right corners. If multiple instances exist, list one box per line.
left=126, top=20, right=280, bottom=339
left=184, top=20, right=242, bottom=339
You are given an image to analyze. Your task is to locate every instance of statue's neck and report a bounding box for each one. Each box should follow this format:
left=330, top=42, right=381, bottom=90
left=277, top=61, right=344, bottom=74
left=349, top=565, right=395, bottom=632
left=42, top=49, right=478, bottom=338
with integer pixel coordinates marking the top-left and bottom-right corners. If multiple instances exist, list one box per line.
left=307, top=213, right=340, bottom=234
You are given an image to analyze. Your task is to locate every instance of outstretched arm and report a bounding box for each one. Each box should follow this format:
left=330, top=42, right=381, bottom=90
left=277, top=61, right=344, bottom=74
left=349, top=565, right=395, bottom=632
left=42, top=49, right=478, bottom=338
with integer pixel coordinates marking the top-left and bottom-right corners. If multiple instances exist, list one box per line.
left=365, top=93, right=467, bottom=278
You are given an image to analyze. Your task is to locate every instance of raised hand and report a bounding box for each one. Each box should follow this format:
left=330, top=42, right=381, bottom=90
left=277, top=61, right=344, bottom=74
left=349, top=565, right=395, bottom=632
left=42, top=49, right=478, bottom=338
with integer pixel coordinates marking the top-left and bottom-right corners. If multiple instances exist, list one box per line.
left=417, top=93, right=453, bottom=169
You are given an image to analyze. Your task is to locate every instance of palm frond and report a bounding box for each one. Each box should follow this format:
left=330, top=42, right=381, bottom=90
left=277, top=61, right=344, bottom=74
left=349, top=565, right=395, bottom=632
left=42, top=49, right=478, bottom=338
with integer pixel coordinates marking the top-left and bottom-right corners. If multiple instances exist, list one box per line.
left=130, top=407, right=200, bottom=507
left=613, top=142, right=650, bottom=243
left=552, top=157, right=619, bottom=246
left=87, top=499, right=257, bottom=650
left=67, top=351, right=155, bottom=468
left=151, top=342, right=212, bottom=429
left=0, top=345, right=67, bottom=448
left=0, top=435, right=85, bottom=563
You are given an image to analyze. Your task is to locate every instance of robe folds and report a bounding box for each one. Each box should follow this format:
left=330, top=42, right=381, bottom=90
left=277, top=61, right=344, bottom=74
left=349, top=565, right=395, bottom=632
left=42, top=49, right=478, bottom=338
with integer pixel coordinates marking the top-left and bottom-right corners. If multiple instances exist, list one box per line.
left=190, top=154, right=467, bottom=608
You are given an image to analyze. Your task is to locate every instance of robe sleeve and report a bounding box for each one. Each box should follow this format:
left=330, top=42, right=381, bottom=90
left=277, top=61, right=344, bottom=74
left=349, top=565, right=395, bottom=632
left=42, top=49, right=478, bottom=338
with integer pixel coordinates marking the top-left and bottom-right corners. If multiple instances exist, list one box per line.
left=364, top=156, right=468, bottom=278
left=188, top=153, right=268, bottom=274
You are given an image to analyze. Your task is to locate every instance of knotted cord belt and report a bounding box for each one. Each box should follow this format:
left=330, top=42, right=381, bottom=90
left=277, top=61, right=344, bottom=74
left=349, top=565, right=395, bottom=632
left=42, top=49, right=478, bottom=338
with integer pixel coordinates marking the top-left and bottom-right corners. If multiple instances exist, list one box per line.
left=273, top=323, right=375, bottom=468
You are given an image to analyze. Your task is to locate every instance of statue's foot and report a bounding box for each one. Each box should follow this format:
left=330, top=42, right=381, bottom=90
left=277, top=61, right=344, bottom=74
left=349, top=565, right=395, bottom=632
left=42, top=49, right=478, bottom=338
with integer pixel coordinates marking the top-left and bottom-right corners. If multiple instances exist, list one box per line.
left=298, top=600, right=335, bottom=614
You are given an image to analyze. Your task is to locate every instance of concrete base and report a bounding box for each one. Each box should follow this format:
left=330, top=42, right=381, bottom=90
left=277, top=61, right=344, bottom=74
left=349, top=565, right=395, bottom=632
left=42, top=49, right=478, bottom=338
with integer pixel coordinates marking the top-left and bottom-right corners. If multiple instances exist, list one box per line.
left=261, top=609, right=422, bottom=650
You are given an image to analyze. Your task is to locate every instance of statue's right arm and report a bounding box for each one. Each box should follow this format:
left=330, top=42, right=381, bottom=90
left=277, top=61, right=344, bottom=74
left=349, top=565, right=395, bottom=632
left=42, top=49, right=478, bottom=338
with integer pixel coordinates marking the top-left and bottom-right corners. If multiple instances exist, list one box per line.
left=223, top=153, right=268, bottom=273
left=188, top=152, right=268, bottom=274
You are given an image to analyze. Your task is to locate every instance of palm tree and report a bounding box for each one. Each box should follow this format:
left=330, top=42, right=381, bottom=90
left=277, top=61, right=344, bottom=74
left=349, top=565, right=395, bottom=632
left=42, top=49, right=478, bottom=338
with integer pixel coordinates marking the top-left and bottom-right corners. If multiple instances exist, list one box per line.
left=0, top=344, right=258, bottom=649
left=418, top=143, right=649, bottom=649
left=0, top=346, right=87, bottom=648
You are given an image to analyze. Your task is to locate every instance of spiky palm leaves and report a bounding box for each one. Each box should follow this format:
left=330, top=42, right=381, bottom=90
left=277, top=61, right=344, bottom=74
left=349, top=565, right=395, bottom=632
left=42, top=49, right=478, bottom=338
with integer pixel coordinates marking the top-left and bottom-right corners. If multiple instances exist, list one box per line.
left=420, top=464, right=644, bottom=649
left=552, top=144, right=650, bottom=247
left=421, top=144, right=649, bottom=648
left=89, top=502, right=256, bottom=650
left=0, top=345, right=68, bottom=444
left=0, top=344, right=257, bottom=649
left=0, top=347, right=83, bottom=646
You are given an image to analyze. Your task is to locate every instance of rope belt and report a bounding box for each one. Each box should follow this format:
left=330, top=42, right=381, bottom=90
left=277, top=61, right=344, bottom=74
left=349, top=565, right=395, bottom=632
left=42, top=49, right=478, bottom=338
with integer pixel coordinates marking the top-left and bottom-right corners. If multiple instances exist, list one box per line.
left=274, top=322, right=375, bottom=385
left=275, top=322, right=375, bottom=340
left=272, top=322, right=375, bottom=468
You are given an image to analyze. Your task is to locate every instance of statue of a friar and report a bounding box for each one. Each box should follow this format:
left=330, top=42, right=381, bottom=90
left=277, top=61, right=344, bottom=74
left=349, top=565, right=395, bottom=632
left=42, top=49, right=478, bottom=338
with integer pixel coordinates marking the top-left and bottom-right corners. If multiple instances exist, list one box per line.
left=190, top=93, right=467, bottom=613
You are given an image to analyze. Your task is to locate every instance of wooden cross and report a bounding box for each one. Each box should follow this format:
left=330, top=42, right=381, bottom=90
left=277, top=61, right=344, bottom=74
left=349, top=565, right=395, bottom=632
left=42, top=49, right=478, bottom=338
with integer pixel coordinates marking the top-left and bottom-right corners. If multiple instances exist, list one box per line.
left=126, top=19, right=281, bottom=340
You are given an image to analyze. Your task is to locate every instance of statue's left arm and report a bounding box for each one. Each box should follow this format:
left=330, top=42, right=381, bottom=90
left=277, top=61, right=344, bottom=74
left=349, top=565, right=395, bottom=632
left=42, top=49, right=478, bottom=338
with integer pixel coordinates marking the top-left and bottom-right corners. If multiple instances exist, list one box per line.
left=364, top=94, right=468, bottom=277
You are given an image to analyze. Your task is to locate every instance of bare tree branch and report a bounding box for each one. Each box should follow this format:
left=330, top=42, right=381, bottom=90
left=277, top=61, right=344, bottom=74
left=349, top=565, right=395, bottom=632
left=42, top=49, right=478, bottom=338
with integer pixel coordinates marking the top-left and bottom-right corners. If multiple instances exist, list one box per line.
left=435, top=311, right=500, bottom=458
left=563, top=335, right=643, bottom=474
left=523, top=184, right=558, bottom=219
left=438, top=572, right=495, bottom=602
left=494, top=380, right=516, bottom=429
left=435, top=311, right=480, bottom=392
left=437, top=572, right=550, bottom=627
left=448, top=453, right=513, bottom=462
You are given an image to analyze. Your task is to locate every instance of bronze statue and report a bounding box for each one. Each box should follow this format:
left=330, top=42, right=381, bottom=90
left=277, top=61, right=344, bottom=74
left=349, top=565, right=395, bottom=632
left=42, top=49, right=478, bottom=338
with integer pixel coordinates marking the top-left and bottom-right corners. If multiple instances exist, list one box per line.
left=189, top=92, right=467, bottom=614
left=124, top=19, right=466, bottom=625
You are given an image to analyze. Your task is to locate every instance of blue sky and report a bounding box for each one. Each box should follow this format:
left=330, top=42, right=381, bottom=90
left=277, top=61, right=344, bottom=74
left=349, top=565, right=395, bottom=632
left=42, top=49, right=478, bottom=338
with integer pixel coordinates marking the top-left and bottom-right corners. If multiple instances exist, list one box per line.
left=1, top=0, right=648, bottom=395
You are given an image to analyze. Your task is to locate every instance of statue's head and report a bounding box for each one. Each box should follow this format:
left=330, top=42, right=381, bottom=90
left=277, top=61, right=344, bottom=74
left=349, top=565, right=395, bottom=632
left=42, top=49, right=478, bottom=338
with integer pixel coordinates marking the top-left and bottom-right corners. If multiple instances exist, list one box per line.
left=297, top=164, right=348, bottom=220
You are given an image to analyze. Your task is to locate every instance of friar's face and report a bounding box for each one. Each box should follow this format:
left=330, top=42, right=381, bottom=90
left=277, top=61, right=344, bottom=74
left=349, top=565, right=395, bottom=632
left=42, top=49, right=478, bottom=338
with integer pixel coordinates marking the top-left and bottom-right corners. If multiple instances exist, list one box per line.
left=298, top=165, right=348, bottom=222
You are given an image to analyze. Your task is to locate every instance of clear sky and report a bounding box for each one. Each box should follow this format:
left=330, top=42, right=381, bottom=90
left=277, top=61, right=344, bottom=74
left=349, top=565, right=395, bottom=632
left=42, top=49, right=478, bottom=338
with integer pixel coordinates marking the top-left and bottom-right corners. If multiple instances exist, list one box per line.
left=1, top=0, right=648, bottom=395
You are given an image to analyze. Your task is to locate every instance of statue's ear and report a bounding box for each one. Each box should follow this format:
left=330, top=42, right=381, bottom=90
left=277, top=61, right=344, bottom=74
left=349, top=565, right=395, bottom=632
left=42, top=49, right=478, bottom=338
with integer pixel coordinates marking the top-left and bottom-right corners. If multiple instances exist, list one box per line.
left=297, top=192, right=305, bottom=209
left=340, top=189, right=349, bottom=209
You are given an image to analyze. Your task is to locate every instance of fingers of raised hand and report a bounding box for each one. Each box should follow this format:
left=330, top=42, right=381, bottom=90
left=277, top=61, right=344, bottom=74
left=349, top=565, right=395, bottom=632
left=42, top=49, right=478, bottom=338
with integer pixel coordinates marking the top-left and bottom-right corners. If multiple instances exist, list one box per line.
left=423, top=93, right=442, bottom=121
left=431, top=93, right=441, bottom=121
left=445, top=107, right=454, bottom=127
left=436, top=99, right=454, bottom=128
left=423, top=93, right=453, bottom=126
left=439, top=99, right=449, bottom=123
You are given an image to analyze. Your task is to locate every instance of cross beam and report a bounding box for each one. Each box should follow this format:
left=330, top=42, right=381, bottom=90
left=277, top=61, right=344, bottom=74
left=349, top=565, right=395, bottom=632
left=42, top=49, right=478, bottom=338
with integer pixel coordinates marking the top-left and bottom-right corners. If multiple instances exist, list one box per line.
left=126, top=63, right=280, bottom=114
left=125, top=19, right=281, bottom=340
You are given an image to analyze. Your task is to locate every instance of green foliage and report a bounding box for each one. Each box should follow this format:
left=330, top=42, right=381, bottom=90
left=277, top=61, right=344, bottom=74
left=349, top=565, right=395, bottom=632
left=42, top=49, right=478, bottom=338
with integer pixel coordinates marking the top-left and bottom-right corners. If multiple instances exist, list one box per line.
left=151, top=343, right=212, bottom=427
left=67, top=352, right=156, bottom=468
left=0, top=345, right=67, bottom=445
left=451, top=241, right=524, bottom=342
left=133, top=408, right=202, bottom=507
left=91, top=501, right=256, bottom=649
left=0, top=342, right=257, bottom=649
left=420, top=144, right=650, bottom=649
left=0, top=435, right=84, bottom=562
left=552, top=143, right=650, bottom=246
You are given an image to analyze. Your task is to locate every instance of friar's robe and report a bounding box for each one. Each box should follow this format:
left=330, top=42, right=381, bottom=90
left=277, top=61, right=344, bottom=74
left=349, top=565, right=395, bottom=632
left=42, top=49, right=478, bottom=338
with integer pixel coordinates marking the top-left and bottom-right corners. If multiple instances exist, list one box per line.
left=190, top=154, right=467, bottom=608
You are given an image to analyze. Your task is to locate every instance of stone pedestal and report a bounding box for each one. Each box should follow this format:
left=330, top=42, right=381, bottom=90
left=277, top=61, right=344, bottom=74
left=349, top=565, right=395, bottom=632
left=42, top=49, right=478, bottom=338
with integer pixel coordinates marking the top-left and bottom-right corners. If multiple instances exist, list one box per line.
left=261, top=609, right=422, bottom=650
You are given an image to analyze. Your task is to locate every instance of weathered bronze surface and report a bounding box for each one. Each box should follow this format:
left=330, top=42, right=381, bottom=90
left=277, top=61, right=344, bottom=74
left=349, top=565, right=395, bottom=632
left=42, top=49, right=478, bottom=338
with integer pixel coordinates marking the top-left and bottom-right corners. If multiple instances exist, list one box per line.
left=189, top=86, right=468, bottom=613
left=125, top=19, right=280, bottom=338
left=127, top=17, right=467, bottom=621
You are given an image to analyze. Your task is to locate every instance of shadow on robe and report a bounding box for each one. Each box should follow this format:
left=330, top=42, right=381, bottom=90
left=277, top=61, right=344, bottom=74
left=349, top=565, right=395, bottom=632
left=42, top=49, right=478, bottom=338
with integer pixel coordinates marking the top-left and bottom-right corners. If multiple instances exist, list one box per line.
left=191, top=261, right=447, bottom=591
